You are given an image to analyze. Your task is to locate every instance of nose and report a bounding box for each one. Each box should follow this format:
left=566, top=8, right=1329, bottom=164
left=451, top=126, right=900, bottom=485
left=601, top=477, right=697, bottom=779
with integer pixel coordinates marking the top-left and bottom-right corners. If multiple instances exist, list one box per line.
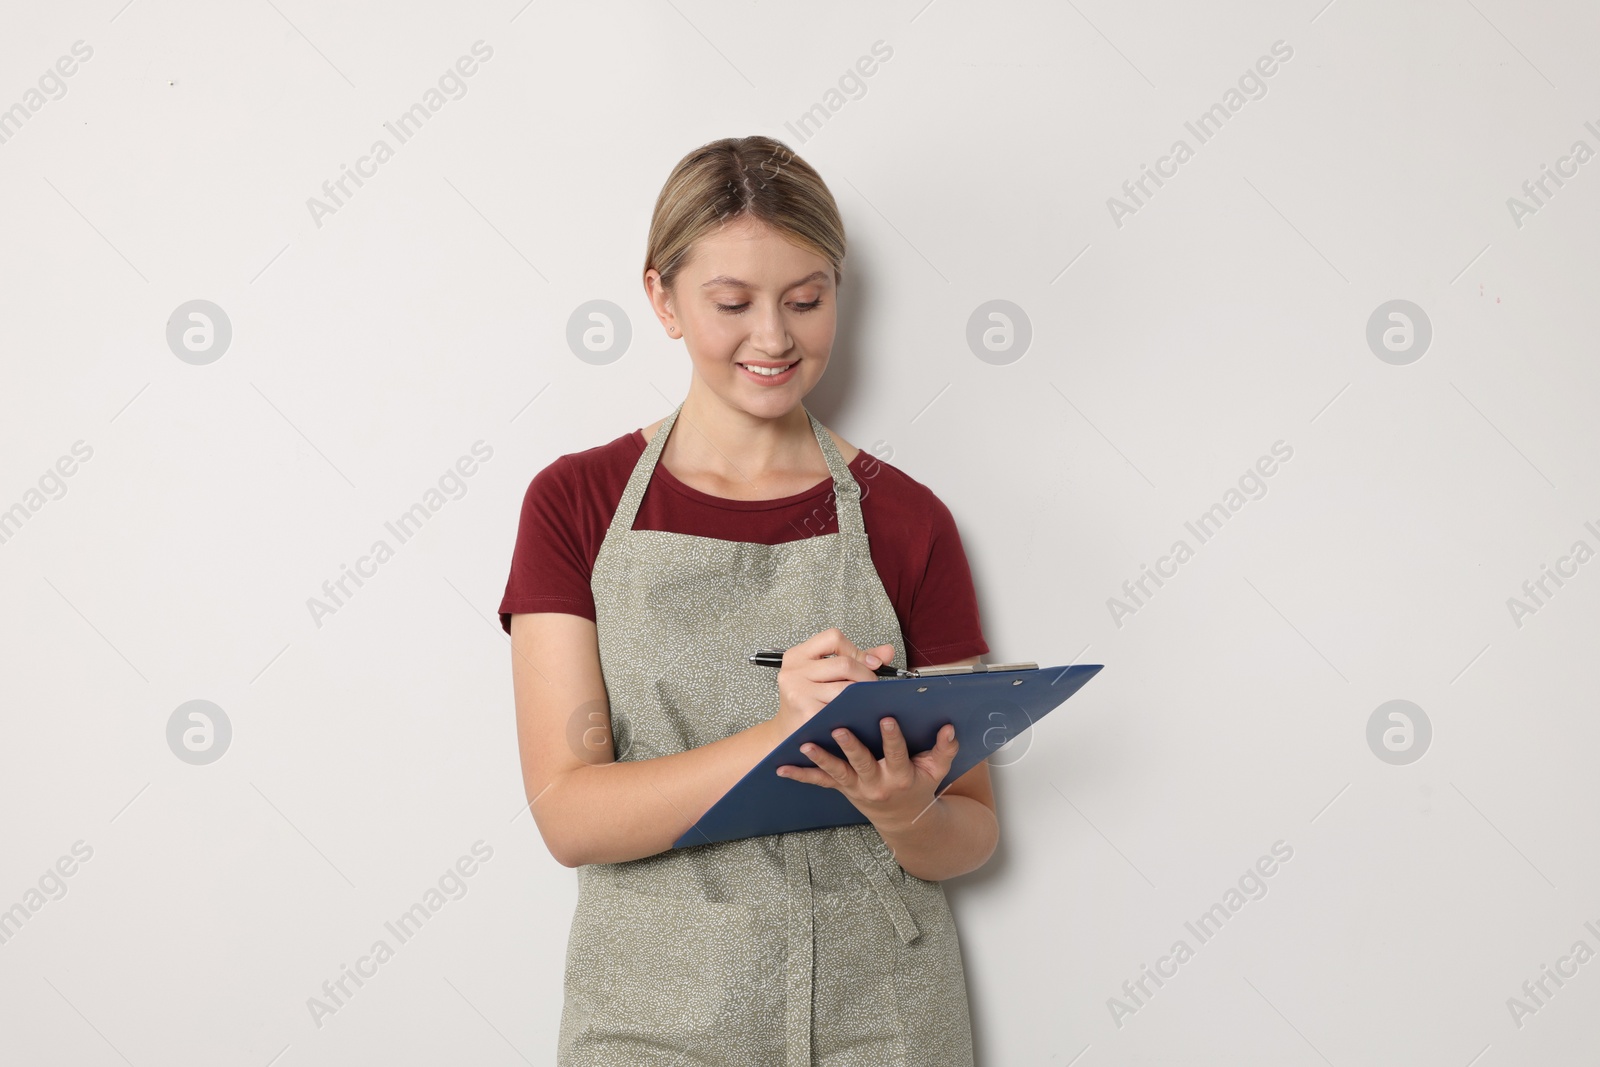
left=746, top=300, right=791, bottom=359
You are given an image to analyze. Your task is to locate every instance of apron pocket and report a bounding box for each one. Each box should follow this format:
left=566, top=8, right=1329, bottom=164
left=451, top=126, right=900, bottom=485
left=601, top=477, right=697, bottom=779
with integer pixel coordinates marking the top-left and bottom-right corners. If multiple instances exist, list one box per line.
left=563, top=885, right=764, bottom=1050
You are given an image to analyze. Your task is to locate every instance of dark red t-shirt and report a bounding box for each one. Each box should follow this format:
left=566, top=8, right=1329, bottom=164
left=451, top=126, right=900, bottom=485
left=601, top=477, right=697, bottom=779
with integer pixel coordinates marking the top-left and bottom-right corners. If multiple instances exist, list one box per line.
left=497, top=428, right=989, bottom=669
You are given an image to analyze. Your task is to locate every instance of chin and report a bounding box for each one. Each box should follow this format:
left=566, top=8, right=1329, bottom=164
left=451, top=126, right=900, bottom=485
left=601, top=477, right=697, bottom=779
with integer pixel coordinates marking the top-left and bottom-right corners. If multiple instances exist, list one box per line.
left=735, top=391, right=802, bottom=414
left=726, top=378, right=812, bottom=416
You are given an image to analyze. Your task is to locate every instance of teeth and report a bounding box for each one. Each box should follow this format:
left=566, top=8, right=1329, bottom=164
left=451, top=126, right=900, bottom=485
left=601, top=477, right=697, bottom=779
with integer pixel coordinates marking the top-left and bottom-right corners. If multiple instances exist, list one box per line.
left=740, top=363, right=793, bottom=377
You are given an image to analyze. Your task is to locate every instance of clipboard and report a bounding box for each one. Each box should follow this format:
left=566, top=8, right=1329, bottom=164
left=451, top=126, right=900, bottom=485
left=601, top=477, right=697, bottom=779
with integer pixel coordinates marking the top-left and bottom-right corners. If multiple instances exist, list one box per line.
left=672, top=662, right=1104, bottom=849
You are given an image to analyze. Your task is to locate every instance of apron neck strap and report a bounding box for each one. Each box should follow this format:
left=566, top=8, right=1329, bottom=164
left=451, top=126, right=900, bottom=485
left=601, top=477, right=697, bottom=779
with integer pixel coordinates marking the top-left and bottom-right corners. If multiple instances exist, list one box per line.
left=607, top=401, right=865, bottom=537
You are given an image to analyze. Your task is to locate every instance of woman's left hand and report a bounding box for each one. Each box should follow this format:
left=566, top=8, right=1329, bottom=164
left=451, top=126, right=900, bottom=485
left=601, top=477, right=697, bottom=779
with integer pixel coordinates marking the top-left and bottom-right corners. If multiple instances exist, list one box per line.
left=775, top=717, right=958, bottom=835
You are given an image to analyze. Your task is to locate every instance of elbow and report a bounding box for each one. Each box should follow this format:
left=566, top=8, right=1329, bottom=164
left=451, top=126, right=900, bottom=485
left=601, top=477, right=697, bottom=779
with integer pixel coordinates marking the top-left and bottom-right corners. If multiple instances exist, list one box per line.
left=974, top=804, right=1000, bottom=870
left=542, top=823, right=587, bottom=869
left=527, top=771, right=587, bottom=869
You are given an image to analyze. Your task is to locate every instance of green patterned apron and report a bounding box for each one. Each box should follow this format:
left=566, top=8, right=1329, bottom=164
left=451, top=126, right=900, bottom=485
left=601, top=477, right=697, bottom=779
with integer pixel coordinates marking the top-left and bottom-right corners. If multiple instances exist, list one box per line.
left=556, top=401, right=976, bottom=1066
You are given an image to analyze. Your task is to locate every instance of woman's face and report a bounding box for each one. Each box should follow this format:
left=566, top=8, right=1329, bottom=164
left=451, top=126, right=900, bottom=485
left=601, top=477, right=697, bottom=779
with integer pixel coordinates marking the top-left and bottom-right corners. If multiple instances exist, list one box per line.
left=649, top=215, right=837, bottom=419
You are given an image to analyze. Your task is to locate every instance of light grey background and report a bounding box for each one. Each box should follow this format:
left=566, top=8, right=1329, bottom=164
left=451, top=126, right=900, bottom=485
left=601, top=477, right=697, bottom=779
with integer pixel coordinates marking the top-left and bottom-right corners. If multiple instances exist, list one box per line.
left=2, top=1, right=1597, bottom=1064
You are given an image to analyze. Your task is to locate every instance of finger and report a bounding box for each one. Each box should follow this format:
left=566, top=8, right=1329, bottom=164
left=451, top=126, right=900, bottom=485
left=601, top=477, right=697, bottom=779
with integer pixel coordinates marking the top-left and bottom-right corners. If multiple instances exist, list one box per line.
left=792, top=627, right=859, bottom=665
left=775, top=764, right=838, bottom=790
left=797, top=739, right=852, bottom=782
left=804, top=652, right=879, bottom=686
left=849, top=642, right=895, bottom=671
left=929, top=724, right=960, bottom=776
left=792, top=630, right=887, bottom=680
left=831, top=728, right=880, bottom=778
left=864, top=643, right=895, bottom=668
left=879, top=717, right=911, bottom=770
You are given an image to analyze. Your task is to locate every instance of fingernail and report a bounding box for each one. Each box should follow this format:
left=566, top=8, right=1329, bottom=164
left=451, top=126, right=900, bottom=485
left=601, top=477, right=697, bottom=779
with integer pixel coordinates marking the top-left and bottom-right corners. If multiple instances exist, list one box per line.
left=865, top=653, right=881, bottom=667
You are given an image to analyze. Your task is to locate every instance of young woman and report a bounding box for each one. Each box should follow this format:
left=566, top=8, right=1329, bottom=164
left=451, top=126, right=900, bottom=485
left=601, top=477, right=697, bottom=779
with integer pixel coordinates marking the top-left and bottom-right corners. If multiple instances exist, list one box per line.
left=499, top=135, right=998, bottom=1065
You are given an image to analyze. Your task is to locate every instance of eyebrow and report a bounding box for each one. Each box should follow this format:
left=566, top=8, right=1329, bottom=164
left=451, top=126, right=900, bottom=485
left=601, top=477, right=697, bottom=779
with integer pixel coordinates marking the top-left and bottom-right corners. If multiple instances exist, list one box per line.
left=700, top=270, right=828, bottom=290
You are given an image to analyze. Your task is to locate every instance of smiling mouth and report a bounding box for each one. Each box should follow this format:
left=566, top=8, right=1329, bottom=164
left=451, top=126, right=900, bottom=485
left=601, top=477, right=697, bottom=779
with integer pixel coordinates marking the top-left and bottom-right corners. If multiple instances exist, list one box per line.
left=737, top=359, right=799, bottom=377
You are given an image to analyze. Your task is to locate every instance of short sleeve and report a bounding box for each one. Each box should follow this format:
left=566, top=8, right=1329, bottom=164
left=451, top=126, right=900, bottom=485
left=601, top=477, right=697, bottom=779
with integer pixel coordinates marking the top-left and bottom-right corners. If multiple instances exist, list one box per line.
left=900, top=493, right=989, bottom=669
left=498, top=456, right=598, bottom=633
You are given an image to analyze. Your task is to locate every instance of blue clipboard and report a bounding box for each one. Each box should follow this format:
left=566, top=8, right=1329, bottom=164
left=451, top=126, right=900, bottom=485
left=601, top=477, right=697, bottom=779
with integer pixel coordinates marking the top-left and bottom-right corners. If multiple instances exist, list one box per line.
left=672, top=662, right=1103, bottom=849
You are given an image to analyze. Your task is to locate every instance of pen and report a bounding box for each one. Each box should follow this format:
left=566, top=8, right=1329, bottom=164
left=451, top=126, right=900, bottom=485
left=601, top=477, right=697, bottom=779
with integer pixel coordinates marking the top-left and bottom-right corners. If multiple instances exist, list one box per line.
left=747, top=647, right=912, bottom=678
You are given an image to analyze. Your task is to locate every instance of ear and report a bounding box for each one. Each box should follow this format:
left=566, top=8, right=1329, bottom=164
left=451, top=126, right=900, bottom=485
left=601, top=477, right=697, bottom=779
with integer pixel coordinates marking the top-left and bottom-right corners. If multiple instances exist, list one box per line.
left=643, top=269, right=678, bottom=336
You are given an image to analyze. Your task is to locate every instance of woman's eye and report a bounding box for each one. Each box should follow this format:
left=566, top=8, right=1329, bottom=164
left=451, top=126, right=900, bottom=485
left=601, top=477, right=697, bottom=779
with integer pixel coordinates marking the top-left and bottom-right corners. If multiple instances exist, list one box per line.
left=714, top=300, right=824, bottom=314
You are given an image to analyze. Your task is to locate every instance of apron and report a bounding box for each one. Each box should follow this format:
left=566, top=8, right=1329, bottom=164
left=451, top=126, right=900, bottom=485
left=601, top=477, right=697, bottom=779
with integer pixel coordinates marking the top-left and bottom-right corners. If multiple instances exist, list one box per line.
left=556, top=401, right=976, bottom=1066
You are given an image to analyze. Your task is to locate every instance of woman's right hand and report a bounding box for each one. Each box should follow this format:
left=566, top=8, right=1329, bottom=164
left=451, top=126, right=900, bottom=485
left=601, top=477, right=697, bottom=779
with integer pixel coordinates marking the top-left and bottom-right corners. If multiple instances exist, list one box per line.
left=772, top=628, right=895, bottom=739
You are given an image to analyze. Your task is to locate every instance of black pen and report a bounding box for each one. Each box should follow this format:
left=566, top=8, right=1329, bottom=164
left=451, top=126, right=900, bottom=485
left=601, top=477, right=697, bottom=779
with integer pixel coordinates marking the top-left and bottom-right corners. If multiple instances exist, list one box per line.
left=747, top=647, right=911, bottom=678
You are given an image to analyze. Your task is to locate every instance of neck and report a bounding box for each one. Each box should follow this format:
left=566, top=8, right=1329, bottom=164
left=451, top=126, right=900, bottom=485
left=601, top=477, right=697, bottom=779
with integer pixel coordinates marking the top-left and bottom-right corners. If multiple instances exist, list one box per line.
left=667, top=380, right=821, bottom=488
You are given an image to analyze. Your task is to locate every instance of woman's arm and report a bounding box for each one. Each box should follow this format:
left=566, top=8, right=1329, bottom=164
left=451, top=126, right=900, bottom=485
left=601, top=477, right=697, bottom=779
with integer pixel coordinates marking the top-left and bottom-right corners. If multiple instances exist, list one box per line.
left=872, top=654, right=1000, bottom=882
left=509, top=611, right=789, bottom=867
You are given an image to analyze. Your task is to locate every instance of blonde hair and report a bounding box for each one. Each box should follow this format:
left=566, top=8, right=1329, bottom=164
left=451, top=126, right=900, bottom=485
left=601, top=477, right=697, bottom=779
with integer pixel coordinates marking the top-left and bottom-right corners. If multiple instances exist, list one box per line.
left=644, top=136, right=845, bottom=298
